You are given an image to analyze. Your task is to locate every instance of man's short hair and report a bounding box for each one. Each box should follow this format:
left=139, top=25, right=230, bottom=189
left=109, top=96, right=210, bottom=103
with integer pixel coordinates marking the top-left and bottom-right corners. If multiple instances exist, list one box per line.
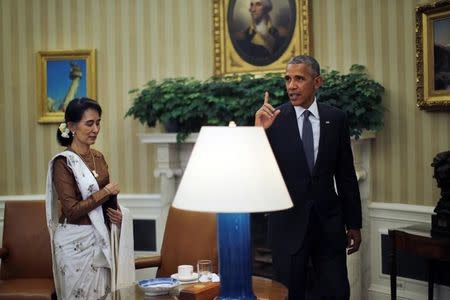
left=287, top=55, right=320, bottom=77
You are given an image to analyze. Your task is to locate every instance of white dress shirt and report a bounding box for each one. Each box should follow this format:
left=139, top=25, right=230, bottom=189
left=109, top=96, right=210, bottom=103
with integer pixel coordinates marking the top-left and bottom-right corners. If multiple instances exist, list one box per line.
left=294, top=98, right=320, bottom=163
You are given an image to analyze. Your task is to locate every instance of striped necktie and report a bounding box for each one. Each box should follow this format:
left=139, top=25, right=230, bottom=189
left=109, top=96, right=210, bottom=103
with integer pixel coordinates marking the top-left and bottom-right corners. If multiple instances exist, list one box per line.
left=302, top=110, right=314, bottom=173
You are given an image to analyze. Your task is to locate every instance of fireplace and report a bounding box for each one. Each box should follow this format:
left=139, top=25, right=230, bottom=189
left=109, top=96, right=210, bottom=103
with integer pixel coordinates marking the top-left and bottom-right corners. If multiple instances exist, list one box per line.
left=251, top=212, right=273, bottom=278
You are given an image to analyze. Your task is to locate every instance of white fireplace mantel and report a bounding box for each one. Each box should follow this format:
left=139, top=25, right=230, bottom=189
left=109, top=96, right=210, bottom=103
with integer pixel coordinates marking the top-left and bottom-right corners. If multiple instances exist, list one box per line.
left=139, top=133, right=198, bottom=205
left=139, top=131, right=375, bottom=186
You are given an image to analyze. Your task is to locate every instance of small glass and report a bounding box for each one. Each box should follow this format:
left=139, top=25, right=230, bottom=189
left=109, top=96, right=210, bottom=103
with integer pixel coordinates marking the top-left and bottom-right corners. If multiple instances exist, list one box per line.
left=197, top=259, right=212, bottom=281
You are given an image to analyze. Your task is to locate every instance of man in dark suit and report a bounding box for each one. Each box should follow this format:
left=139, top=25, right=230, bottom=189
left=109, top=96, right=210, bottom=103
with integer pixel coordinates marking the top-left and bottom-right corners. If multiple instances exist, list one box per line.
left=255, top=55, right=362, bottom=299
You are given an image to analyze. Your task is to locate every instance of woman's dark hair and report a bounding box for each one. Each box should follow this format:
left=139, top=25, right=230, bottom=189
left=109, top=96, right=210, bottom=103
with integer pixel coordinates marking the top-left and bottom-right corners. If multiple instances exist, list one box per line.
left=56, top=97, right=102, bottom=146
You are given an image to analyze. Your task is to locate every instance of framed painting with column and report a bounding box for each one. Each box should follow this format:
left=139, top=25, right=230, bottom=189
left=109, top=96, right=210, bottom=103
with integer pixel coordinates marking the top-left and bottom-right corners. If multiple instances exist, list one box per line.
left=213, top=0, right=312, bottom=76
left=37, top=49, right=97, bottom=123
left=416, top=0, right=450, bottom=111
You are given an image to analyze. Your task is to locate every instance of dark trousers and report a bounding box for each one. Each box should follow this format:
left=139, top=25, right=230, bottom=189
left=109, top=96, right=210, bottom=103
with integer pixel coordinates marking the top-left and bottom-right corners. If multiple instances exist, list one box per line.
left=272, top=210, right=350, bottom=300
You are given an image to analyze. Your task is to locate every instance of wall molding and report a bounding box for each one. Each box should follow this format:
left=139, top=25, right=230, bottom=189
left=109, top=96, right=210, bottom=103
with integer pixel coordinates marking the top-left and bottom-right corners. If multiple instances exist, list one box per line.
left=0, top=193, right=164, bottom=223
left=0, top=193, right=163, bottom=241
left=0, top=193, right=161, bottom=202
left=369, top=202, right=434, bottom=223
left=0, top=193, right=162, bottom=214
left=0, top=194, right=47, bottom=201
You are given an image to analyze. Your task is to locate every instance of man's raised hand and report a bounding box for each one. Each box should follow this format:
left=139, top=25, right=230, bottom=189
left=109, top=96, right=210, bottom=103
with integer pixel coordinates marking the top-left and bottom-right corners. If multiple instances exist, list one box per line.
left=254, top=91, right=280, bottom=129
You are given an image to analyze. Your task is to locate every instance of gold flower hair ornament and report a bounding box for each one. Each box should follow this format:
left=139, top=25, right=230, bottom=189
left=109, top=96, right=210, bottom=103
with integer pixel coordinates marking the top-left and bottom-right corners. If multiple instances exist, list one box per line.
left=59, top=122, right=70, bottom=138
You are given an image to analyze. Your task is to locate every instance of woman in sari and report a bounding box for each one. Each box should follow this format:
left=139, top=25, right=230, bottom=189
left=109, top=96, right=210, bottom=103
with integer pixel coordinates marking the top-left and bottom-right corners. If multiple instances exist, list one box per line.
left=45, top=97, right=135, bottom=299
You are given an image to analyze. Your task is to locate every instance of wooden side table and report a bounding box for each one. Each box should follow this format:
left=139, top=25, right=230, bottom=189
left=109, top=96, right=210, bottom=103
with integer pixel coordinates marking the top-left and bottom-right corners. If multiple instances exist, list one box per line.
left=179, top=276, right=288, bottom=300
left=388, top=223, right=450, bottom=300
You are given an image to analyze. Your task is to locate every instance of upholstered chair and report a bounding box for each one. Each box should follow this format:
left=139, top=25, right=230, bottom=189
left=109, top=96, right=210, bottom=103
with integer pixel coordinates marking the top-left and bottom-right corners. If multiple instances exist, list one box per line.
left=0, top=201, right=56, bottom=300
left=135, top=207, right=218, bottom=277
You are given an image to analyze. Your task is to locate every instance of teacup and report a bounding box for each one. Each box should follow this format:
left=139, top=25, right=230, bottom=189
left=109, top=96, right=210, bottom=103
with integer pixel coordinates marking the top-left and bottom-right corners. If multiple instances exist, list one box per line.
left=177, top=265, right=194, bottom=280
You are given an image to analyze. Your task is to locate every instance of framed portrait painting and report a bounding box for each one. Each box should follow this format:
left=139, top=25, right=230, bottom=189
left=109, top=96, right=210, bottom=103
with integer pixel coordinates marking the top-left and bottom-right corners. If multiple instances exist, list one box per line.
left=416, top=0, right=450, bottom=111
left=37, top=49, right=97, bottom=123
left=213, top=0, right=312, bottom=76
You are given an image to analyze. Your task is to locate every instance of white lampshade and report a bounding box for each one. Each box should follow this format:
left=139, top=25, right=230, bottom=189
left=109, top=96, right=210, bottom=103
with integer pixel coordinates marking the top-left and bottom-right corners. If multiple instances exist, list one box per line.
left=172, top=126, right=293, bottom=213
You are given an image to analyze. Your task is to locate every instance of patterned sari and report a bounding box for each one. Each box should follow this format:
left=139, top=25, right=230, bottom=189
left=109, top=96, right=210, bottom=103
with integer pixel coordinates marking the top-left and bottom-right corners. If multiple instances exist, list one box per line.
left=46, top=151, right=135, bottom=299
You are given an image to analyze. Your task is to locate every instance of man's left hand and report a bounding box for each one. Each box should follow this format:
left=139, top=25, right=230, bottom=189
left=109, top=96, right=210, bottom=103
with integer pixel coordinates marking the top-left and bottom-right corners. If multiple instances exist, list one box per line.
left=346, top=229, right=361, bottom=255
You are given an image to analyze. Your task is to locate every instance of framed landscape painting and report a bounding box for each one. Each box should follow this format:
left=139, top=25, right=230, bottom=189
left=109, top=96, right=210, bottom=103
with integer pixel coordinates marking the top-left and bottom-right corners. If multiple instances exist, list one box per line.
left=416, top=1, right=450, bottom=111
left=37, top=49, right=96, bottom=123
left=213, top=0, right=312, bottom=76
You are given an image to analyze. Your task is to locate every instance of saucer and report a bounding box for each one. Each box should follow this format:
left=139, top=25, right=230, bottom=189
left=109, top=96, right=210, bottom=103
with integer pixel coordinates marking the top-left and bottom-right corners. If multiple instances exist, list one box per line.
left=170, top=272, right=199, bottom=283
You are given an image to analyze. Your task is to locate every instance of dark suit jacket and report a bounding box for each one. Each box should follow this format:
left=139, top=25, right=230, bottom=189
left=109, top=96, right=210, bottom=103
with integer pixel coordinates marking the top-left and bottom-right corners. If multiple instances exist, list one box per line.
left=267, top=101, right=362, bottom=256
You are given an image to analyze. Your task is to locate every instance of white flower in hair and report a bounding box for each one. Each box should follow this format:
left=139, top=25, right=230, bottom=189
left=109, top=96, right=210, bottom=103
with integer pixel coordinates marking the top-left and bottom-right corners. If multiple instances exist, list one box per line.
left=59, top=122, right=70, bottom=138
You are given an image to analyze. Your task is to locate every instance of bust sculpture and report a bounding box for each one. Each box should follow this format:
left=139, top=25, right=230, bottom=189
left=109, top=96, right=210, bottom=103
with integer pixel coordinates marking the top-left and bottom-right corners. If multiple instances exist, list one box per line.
left=431, top=151, right=450, bottom=237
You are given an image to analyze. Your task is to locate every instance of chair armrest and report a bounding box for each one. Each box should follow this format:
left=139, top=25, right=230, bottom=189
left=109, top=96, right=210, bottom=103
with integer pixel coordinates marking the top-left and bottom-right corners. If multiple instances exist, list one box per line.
left=135, top=255, right=162, bottom=269
left=0, top=247, right=9, bottom=259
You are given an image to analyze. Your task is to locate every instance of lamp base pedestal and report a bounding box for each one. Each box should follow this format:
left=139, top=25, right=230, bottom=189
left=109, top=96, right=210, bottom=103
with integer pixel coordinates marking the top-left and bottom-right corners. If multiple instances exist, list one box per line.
left=217, top=213, right=256, bottom=300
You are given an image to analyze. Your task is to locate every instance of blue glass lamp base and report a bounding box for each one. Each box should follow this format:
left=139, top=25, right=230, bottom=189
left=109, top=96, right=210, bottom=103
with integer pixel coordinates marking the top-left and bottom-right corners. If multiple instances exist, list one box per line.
left=216, top=213, right=256, bottom=300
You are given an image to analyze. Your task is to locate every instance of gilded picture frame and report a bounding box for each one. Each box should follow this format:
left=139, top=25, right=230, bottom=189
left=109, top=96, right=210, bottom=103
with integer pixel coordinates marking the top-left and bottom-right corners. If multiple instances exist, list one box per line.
left=213, top=0, right=312, bottom=76
left=37, top=49, right=97, bottom=123
left=416, top=0, right=450, bottom=111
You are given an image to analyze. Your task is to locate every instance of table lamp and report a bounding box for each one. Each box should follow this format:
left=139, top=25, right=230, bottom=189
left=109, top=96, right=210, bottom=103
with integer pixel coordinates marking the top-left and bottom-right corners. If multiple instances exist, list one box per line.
left=172, top=125, right=293, bottom=300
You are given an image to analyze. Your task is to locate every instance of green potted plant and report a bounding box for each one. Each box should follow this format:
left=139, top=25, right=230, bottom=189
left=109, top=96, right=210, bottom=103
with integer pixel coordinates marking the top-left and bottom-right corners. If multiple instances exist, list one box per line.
left=126, top=65, right=384, bottom=142
left=316, top=64, right=385, bottom=138
left=126, top=78, right=208, bottom=139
